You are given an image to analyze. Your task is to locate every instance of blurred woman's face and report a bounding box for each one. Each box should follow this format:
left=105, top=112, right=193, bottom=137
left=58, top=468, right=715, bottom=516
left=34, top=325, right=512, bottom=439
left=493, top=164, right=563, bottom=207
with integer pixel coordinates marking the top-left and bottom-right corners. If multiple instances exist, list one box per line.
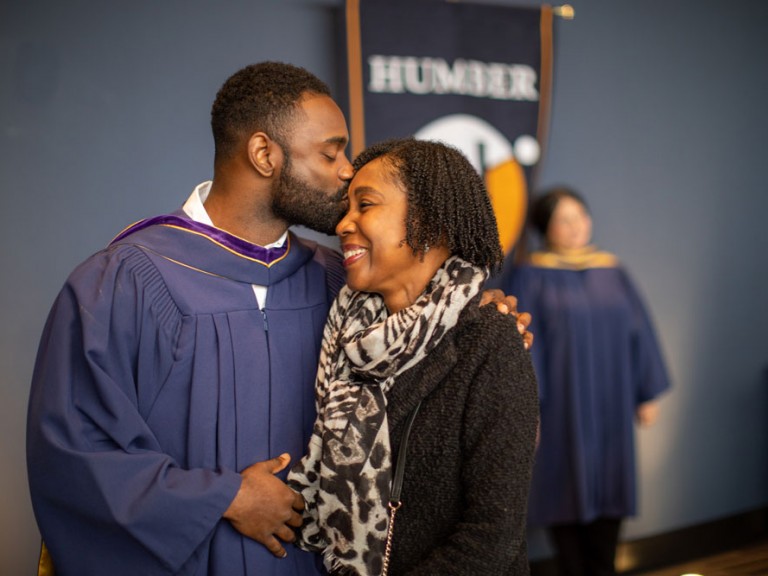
left=336, top=157, right=448, bottom=312
left=546, top=196, right=592, bottom=251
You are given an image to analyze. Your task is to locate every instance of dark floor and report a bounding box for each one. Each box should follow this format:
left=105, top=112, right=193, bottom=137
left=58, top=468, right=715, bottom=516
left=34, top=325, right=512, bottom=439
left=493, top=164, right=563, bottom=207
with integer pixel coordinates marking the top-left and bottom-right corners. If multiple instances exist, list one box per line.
left=631, top=539, right=768, bottom=576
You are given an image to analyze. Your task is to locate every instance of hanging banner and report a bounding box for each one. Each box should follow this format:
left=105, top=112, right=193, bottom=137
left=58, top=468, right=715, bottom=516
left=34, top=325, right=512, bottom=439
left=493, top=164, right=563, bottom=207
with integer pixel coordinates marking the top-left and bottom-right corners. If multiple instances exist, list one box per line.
left=341, top=0, right=553, bottom=253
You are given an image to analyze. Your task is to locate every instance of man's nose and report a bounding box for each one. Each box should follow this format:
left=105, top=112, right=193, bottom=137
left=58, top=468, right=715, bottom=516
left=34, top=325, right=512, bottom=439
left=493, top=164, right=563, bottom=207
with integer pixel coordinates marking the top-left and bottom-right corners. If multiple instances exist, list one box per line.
left=338, top=156, right=354, bottom=181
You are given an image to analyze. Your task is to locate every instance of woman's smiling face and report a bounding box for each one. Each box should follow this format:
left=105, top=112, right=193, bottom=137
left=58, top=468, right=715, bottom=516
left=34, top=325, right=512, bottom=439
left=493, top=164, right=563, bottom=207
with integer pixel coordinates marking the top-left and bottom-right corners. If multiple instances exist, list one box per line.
left=546, top=195, right=593, bottom=251
left=336, top=156, right=448, bottom=312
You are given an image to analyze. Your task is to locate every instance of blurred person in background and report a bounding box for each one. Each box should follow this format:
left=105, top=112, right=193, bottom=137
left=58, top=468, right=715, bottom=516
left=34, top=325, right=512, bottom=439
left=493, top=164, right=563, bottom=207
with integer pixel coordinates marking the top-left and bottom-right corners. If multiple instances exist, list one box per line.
left=498, top=186, right=670, bottom=576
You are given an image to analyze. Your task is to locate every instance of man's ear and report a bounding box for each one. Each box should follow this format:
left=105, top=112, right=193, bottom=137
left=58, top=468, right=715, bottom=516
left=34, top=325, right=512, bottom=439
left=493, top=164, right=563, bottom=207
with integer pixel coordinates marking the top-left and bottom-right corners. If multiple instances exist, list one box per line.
left=248, top=132, right=283, bottom=178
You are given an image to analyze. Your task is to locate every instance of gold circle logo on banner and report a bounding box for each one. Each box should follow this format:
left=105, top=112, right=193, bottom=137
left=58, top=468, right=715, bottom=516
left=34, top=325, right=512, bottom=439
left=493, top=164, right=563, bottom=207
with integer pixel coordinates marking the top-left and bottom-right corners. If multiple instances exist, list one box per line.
left=414, top=114, right=539, bottom=254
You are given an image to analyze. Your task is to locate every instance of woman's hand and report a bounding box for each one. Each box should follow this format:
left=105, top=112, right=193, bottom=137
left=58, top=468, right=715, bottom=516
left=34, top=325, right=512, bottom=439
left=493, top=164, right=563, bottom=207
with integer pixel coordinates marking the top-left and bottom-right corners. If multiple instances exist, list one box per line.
left=636, top=400, right=660, bottom=427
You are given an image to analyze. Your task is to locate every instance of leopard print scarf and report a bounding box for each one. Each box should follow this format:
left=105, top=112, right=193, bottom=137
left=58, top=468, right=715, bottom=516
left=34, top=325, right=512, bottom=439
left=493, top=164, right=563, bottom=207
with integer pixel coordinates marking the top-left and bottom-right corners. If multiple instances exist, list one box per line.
left=288, top=256, right=488, bottom=575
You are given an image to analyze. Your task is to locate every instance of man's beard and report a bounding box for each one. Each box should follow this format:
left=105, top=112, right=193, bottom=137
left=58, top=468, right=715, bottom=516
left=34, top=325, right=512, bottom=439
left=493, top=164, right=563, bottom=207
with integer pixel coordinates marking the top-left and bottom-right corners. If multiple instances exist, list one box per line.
left=271, top=154, right=347, bottom=236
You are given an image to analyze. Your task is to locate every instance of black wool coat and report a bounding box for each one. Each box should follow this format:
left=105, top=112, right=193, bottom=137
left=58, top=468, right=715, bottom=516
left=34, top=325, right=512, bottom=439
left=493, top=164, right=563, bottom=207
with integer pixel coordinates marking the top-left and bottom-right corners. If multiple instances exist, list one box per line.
left=383, top=302, right=539, bottom=576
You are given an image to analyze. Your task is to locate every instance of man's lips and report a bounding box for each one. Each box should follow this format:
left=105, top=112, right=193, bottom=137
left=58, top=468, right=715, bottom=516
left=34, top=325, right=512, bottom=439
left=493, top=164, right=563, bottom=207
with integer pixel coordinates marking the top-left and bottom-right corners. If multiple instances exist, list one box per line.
left=341, top=244, right=368, bottom=267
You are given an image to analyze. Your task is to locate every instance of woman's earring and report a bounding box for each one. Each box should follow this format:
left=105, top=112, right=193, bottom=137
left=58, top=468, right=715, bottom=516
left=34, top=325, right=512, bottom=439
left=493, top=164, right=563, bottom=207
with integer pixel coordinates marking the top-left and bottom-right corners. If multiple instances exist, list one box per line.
left=423, top=243, right=430, bottom=254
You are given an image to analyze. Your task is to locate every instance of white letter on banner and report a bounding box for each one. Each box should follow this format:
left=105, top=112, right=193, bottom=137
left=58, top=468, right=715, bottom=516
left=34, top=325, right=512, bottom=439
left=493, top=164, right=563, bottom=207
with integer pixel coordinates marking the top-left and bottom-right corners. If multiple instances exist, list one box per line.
left=403, top=58, right=432, bottom=94
left=432, top=58, right=464, bottom=94
left=509, top=65, right=539, bottom=101
left=465, top=60, right=487, bottom=97
left=368, top=56, right=405, bottom=93
left=486, top=64, right=508, bottom=99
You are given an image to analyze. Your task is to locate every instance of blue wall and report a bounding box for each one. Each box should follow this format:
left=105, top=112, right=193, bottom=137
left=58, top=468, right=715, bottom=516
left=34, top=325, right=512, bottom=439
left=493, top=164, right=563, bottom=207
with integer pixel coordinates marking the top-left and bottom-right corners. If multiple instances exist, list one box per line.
left=2, top=0, right=767, bottom=573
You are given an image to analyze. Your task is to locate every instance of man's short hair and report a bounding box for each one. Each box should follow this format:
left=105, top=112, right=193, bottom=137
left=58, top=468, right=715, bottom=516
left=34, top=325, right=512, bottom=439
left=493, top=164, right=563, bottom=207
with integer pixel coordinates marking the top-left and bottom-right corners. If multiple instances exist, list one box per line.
left=211, top=61, right=331, bottom=161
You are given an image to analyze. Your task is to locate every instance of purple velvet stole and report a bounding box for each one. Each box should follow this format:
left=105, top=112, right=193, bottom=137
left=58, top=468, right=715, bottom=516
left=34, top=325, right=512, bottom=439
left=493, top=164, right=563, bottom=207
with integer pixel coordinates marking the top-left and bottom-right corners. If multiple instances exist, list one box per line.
left=110, top=214, right=288, bottom=265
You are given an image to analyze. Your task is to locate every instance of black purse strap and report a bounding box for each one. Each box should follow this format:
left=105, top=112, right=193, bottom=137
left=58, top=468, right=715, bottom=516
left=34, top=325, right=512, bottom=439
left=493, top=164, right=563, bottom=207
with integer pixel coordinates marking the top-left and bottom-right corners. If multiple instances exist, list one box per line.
left=390, top=400, right=422, bottom=504
left=382, top=400, right=423, bottom=576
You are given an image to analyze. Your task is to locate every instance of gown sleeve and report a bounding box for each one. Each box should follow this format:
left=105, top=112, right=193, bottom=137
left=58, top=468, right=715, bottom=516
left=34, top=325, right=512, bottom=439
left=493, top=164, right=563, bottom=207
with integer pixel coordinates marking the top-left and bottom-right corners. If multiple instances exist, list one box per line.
left=620, top=267, right=671, bottom=403
left=505, top=265, right=549, bottom=404
left=27, top=246, right=242, bottom=575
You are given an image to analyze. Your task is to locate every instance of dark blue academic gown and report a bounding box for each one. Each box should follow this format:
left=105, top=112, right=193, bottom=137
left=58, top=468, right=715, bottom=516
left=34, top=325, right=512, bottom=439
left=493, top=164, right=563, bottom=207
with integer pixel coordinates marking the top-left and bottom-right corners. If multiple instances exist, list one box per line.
left=27, top=213, right=344, bottom=575
left=501, top=251, right=669, bottom=527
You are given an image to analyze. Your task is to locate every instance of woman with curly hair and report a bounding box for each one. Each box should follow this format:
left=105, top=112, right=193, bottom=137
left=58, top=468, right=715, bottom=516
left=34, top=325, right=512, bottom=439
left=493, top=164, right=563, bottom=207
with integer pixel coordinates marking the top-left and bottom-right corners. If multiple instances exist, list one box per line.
left=288, top=138, right=539, bottom=575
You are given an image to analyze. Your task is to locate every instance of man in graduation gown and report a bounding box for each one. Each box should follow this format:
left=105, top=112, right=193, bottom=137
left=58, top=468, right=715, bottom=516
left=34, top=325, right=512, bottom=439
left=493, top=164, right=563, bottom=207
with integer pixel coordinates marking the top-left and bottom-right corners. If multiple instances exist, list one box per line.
left=27, top=62, right=353, bottom=576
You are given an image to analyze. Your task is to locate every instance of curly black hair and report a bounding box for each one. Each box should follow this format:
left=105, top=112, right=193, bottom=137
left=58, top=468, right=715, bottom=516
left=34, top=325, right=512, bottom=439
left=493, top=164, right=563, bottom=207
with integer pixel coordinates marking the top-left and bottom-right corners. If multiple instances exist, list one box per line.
left=529, top=185, right=589, bottom=237
left=210, top=61, right=331, bottom=162
left=353, top=138, right=504, bottom=271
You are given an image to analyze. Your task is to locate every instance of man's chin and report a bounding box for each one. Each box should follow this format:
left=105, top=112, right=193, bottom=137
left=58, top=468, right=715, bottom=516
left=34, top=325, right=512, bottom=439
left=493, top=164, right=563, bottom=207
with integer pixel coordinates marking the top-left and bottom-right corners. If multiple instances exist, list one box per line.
left=296, top=219, right=340, bottom=236
left=298, top=207, right=345, bottom=236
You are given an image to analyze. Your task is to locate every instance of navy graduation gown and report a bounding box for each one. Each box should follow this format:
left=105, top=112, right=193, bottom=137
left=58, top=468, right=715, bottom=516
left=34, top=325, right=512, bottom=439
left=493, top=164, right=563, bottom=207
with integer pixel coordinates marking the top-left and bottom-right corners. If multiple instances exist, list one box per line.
left=501, top=250, right=670, bottom=527
left=27, top=214, right=344, bottom=575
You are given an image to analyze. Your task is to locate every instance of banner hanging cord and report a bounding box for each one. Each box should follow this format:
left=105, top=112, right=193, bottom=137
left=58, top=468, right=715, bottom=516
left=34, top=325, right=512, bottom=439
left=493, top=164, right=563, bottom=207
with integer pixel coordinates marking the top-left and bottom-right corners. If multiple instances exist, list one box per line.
left=445, top=1, right=575, bottom=20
